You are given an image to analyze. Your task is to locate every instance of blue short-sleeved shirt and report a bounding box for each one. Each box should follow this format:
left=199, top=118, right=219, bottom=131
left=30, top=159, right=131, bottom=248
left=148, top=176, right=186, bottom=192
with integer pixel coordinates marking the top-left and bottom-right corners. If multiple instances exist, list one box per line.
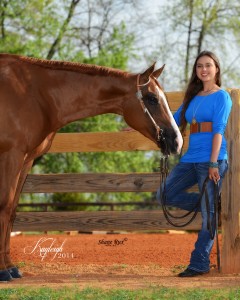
left=174, top=90, right=232, bottom=163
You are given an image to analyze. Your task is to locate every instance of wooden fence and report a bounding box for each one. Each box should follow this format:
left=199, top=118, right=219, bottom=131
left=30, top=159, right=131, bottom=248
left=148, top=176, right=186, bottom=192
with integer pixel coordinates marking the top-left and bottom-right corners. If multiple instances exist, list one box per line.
left=13, top=90, right=240, bottom=274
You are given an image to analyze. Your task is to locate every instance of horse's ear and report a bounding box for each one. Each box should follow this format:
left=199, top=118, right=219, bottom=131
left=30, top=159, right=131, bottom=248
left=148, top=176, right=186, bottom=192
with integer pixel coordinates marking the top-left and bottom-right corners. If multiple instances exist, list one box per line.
left=140, top=62, right=156, bottom=83
left=152, top=64, right=165, bottom=79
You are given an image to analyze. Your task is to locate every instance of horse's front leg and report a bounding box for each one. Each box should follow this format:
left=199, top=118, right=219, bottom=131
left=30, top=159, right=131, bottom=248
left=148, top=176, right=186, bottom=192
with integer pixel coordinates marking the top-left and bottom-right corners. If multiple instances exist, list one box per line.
left=4, top=133, right=56, bottom=280
left=0, top=215, right=11, bottom=282
left=4, top=159, right=34, bottom=279
left=0, top=150, right=25, bottom=282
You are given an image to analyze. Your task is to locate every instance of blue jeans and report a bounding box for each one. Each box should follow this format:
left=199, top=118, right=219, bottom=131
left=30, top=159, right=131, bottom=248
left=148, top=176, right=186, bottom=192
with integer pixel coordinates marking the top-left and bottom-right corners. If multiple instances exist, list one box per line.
left=156, top=160, right=228, bottom=272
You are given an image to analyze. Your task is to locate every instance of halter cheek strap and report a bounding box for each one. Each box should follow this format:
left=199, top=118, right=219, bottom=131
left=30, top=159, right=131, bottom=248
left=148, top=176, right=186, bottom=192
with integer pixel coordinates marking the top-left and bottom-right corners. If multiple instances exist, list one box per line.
left=136, top=74, right=163, bottom=142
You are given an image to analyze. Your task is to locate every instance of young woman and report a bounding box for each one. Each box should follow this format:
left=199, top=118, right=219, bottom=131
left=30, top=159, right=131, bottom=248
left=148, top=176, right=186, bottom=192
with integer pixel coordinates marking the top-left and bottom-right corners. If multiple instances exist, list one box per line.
left=157, top=50, right=232, bottom=277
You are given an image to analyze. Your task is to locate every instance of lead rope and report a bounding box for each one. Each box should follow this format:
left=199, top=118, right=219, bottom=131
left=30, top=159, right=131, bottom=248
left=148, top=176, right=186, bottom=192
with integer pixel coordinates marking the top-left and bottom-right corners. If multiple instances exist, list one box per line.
left=159, top=157, right=221, bottom=271
left=160, top=157, right=202, bottom=227
left=204, top=178, right=221, bottom=271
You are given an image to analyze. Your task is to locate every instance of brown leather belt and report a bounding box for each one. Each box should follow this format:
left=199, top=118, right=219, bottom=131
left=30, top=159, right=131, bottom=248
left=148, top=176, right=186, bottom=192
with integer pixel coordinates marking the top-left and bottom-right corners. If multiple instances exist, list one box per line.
left=190, top=122, right=212, bottom=134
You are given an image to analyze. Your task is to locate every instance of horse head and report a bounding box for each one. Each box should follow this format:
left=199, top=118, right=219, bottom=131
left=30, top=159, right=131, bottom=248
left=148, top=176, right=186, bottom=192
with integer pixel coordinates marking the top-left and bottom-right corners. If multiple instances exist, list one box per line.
left=123, top=63, right=183, bottom=156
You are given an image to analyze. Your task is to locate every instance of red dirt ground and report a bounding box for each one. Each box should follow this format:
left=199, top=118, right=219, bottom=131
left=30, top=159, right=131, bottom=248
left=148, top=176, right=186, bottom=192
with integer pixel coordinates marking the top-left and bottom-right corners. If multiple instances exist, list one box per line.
left=0, top=232, right=239, bottom=289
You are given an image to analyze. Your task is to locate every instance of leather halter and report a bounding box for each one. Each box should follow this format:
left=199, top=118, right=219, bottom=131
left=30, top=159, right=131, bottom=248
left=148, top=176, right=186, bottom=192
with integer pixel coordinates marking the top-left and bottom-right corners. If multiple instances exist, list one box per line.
left=136, top=74, right=164, bottom=142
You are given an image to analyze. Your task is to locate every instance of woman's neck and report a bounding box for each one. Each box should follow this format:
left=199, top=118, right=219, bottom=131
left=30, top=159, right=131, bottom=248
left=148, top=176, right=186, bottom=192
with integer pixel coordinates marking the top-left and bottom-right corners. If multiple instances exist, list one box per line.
left=198, top=84, right=220, bottom=95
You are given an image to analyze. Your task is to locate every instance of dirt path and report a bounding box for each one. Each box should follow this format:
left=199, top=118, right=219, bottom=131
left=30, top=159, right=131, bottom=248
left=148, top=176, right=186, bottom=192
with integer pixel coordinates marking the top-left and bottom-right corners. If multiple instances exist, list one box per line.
left=0, top=232, right=239, bottom=289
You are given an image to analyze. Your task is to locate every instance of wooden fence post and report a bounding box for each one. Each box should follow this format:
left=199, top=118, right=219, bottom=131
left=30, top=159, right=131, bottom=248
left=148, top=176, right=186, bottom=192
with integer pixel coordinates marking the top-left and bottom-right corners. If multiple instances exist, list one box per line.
left=221, top=89, right=240, bottom=274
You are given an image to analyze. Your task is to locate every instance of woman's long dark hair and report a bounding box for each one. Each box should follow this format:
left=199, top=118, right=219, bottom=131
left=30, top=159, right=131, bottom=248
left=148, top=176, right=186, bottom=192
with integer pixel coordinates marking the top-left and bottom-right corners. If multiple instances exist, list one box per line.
left=180, top=50, right=222, bottom=133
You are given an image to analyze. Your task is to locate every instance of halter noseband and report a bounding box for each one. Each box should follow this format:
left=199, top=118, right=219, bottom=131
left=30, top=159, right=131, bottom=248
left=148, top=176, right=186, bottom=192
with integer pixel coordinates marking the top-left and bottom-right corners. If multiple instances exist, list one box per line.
left=136, top=74, right=164, bottom=143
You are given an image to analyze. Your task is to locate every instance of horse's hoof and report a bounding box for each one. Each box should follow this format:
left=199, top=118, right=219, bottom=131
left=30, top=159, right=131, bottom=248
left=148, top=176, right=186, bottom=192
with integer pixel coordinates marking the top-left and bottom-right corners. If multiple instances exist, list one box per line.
left=0, top=270, right=12, bottom=282
left=8, top=267, right=22, bottom=279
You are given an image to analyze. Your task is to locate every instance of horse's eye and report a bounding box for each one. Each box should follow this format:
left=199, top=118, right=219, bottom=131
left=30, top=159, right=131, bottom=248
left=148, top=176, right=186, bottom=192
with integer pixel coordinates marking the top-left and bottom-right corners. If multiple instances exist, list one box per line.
left=145, top=94, right=159, bottom=106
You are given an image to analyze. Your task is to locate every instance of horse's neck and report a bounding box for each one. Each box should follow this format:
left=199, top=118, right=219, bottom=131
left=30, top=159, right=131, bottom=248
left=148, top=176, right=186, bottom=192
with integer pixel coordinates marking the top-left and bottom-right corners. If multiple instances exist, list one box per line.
left=43, top=68, right=135, bottom=128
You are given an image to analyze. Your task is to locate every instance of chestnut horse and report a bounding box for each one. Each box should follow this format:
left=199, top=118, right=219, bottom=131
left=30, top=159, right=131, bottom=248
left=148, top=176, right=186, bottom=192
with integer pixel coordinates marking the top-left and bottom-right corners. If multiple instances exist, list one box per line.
left=0, top=53, right=183, bottom=281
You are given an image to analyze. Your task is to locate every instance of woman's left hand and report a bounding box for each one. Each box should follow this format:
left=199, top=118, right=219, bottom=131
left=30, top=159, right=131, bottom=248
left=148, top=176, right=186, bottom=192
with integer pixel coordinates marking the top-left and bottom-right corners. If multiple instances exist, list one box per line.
left=209, top=167, right=220, bottom=183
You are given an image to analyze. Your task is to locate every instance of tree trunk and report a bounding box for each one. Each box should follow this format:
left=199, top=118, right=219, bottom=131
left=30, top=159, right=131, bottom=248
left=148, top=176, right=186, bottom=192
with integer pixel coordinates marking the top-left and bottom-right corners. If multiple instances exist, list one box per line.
left=184, top=0, right=194, bottom=84
left=46, top=0, right=81, bottom=60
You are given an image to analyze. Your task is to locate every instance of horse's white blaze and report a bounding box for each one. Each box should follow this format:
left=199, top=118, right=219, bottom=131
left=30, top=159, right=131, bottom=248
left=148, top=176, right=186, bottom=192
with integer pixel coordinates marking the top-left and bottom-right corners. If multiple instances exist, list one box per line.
left=157, top=87, right=183, bottom=154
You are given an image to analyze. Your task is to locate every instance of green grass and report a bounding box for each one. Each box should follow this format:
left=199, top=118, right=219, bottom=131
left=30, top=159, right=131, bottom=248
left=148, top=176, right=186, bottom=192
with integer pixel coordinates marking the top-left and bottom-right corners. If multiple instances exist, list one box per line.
left=0, top=287, right=239, bottom=300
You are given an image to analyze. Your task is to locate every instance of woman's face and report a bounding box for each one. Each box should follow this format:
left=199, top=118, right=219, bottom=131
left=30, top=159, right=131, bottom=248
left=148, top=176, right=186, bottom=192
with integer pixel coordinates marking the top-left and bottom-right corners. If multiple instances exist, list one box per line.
left=196, top=55, right=218, bottom=84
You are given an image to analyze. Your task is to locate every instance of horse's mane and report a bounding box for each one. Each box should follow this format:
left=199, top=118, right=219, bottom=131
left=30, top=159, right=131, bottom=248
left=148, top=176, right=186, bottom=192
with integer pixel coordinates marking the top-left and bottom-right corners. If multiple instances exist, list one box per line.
left=2, top=53, right=131, bottom=78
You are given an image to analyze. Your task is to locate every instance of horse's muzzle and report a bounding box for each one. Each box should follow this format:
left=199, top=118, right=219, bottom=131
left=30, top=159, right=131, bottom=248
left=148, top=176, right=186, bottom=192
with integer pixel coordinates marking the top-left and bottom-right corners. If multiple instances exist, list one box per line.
left=158, top=128, right=183, bottom=155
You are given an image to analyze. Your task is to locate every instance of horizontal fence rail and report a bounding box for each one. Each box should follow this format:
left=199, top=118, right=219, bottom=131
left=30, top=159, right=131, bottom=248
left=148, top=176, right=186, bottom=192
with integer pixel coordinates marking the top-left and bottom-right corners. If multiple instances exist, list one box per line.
left=22, top=173, right=161, bottom=193
left=14, top=211, right=202, bottom=232
left=48, top=131, right=189, bottom=153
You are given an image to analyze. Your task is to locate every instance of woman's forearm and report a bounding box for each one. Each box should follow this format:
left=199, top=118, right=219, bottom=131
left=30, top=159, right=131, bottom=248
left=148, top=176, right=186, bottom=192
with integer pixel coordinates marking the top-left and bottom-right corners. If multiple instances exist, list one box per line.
left=209, top=133, right=222, bottom=183
left=210, top=133, right=222, bottom=162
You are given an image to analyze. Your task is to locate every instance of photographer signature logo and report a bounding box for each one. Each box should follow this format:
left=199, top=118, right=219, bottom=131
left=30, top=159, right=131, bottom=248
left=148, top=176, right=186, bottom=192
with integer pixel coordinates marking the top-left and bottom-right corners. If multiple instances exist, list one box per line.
left=23, top=237, right=73, bottom=261
left=98, top=237, right=128, bottom=246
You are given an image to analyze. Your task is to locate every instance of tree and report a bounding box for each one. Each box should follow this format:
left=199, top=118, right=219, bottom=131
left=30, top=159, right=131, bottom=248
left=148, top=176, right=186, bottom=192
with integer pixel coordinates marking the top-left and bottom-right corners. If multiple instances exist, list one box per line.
left=0, top=0, right=60, bottom=56
left=144, top=0, right=240, bottom=89
left=46, top=0, right=81, bottom=60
